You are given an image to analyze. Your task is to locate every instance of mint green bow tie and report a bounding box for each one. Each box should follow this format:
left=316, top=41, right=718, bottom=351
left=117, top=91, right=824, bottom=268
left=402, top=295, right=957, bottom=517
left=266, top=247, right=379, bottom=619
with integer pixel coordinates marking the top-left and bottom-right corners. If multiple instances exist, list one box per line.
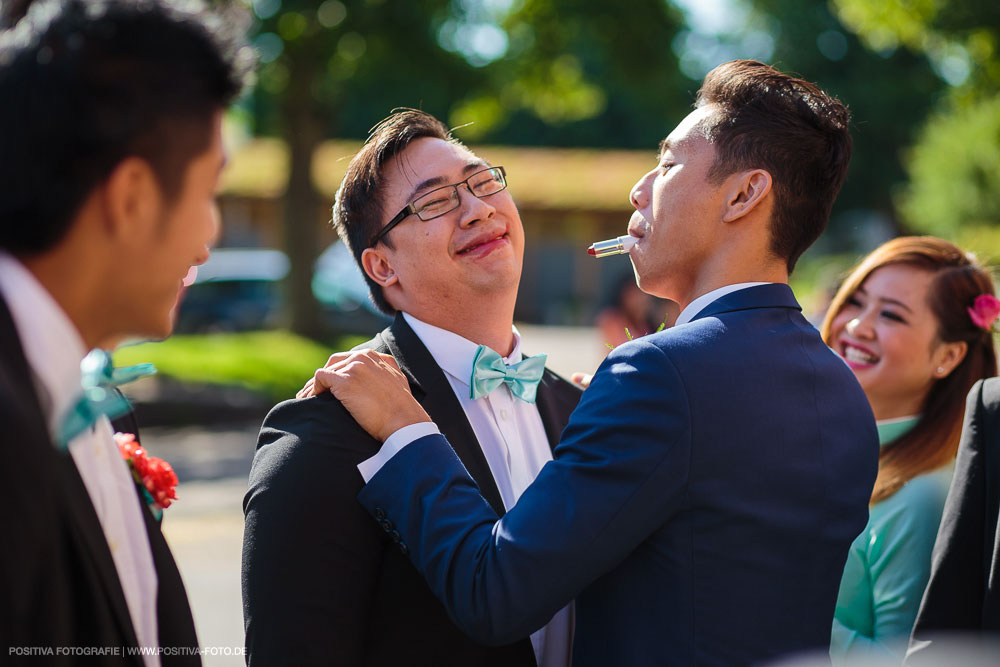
left=470, top=345, right=546, bottom=403
left=56, top=349, right=157, bottom=449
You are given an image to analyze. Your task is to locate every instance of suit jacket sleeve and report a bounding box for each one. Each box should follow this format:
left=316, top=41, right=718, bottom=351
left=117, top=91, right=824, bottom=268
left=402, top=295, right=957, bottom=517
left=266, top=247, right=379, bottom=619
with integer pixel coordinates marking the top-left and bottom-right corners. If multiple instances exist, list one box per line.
left=911, top=380, right=991, bottom=638
left=242, top=395, right=384, bottom=665
left=357, top=339, right=692, bottom=644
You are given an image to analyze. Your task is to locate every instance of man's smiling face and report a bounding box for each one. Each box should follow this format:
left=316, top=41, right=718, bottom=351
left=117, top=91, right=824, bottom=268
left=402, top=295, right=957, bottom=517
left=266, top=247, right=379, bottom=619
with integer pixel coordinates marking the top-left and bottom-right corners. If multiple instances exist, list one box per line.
left=371, top=137, right=524, bottom=314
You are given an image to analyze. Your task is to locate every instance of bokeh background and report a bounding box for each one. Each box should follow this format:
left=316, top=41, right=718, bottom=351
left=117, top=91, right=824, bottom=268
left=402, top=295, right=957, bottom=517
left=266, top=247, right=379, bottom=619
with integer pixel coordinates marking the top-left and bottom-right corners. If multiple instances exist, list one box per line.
left=64, top=0, right=1000, bottom=662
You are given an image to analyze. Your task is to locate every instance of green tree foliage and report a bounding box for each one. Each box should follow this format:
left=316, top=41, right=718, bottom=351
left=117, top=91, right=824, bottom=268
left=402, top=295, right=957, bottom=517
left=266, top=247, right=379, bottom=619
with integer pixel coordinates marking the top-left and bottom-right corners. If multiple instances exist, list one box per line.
left=833, top=0, right=999, bottom=90
left=899, top=95, right=1000, bottom=234
left=446, top=0, right=691, bottom=149
left=832, top=0, right=1000, bottom=235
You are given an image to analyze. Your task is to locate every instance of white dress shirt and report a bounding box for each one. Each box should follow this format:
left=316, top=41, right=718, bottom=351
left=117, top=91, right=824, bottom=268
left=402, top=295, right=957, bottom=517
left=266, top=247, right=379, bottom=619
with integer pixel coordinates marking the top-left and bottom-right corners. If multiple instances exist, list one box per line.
left=0, top=252, right=160, bottom=666
left=358, top=312, right=573, bottom=667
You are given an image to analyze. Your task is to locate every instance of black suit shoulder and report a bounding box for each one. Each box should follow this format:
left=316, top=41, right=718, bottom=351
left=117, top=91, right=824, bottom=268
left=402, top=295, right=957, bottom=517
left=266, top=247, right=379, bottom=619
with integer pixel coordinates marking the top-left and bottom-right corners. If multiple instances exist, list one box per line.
left=910, top=378, right=1000, bottom=654
left=979, top=376, right=1000, bottom=410
left=243, top=392, right=386, bottom=665
left=257, top=393, right=379, bottom=461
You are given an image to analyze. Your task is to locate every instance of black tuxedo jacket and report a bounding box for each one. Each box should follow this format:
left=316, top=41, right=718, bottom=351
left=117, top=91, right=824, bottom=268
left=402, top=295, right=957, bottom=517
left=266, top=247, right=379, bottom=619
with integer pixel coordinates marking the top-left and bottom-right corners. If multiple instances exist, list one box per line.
left=242, top=314, right=581, bottom=666
left=0, top=295, right=199, bottom=665
left=909, top=377, right=1000, bottom=657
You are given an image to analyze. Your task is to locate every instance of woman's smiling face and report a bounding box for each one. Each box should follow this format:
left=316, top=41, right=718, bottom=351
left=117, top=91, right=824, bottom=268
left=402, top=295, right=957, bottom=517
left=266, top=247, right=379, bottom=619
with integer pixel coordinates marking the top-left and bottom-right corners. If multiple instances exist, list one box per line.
left=829, top=263, right=955, bottom=420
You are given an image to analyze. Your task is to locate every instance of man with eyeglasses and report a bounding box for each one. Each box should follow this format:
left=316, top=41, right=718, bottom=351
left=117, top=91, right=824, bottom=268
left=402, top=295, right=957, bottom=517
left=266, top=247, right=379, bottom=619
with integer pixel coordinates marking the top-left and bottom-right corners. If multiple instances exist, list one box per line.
left=241, top=109, right=581, bottom=666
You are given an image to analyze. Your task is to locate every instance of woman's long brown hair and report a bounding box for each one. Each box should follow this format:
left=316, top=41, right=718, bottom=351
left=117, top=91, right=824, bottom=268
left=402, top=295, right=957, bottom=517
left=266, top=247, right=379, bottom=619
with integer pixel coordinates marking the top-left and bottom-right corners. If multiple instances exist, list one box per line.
left=820, top=236, right=998, bottom=504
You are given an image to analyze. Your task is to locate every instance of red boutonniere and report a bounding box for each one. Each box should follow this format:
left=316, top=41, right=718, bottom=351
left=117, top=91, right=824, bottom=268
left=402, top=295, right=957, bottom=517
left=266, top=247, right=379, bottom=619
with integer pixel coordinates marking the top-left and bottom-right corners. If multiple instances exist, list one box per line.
left=114, top=432, right=178, bottom=515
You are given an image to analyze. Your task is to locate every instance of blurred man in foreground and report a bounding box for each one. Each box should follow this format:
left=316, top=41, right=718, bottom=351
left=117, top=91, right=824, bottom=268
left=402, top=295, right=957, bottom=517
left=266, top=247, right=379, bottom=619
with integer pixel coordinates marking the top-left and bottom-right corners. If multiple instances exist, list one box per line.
left=0, top=1, right=249, bottom=662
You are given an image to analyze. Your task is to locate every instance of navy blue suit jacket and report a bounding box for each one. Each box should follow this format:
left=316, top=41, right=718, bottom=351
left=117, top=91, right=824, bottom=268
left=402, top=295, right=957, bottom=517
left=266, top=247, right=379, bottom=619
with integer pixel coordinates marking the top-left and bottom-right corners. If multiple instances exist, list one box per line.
left=358, top=284, right=879, bottom=666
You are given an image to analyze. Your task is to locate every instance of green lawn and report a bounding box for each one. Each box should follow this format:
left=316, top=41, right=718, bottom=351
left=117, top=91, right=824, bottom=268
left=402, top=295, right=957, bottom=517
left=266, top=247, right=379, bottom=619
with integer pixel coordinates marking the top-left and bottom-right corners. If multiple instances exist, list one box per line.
left=113, top=330, right=366, bottom=402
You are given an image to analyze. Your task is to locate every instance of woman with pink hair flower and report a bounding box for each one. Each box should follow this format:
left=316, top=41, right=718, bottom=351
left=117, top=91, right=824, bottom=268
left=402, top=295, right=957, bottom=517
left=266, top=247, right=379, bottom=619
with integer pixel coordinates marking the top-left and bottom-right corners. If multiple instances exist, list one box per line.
left=820, top=236, right=998, bottom=662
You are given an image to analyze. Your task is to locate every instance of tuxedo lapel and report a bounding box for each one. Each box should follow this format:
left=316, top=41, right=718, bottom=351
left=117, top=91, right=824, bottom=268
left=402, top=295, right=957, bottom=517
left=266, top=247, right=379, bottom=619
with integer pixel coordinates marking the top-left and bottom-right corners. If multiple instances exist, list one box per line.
left=0, top=294, right=141, bottom=650
left=0, top=294, right=41, bottom=410
left=534, top=370, right=581, bottom=452
left=137, top=489, right=200, bottom=654
left=379, top=315, right=508, bottom=517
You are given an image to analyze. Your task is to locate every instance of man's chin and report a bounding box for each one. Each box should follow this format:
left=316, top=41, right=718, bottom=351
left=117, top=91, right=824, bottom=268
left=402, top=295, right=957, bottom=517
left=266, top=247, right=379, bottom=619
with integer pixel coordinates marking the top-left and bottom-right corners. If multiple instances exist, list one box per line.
left=633, top=270, right=674, bottom=302
left=474, top=275, right=520, bottom=297
left=98, top=329, right=170, bottom=350
left=109, top=316, right=175, bottom=349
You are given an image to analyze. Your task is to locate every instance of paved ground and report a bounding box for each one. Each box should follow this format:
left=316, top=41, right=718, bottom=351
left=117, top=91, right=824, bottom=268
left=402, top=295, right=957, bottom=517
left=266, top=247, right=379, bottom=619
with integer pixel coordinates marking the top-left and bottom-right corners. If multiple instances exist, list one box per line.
left=148, top=425, right=255, bottom=666
left=143, top=324, right=604, bottom=666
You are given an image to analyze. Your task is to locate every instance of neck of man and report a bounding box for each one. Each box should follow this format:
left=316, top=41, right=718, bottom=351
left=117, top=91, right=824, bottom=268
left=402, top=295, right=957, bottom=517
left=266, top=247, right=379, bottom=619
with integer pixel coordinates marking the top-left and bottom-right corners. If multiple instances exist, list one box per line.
left=404, top=292, right=518, bottom=358
left=673, top=244, right=789, bottom=313
left=20, top=239, right=113, bottom=351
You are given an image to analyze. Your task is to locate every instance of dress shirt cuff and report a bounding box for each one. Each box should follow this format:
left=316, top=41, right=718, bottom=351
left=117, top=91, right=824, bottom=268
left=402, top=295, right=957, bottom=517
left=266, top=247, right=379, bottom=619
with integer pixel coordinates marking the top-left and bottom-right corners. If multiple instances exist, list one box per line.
left=357, top=421, right=442, bottom=482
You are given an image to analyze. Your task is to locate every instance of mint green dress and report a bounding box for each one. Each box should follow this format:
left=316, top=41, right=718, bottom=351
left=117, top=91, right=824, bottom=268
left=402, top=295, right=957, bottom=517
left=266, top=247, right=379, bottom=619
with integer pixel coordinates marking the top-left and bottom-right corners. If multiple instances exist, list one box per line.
left=830, top=417, right=953, bottom=663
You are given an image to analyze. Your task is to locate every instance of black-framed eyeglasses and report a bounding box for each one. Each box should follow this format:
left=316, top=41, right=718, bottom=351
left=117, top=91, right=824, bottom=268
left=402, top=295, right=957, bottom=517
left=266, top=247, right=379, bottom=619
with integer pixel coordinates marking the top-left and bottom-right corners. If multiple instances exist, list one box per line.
left=368, top=166, right=508, bottom=248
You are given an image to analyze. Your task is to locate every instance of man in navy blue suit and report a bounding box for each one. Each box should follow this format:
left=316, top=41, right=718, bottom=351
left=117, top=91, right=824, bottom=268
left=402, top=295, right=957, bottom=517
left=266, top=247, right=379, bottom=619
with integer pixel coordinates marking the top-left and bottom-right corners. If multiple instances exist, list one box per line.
left=310, top=60, right=879, bottom=666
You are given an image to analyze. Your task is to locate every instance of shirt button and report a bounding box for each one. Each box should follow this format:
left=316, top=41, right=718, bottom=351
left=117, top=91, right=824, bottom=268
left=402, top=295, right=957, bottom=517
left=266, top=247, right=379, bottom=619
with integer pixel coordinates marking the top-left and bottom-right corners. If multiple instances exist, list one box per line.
left=109, top=540, right=118, bottom=553
left=500, top=409, right=509, bottom=420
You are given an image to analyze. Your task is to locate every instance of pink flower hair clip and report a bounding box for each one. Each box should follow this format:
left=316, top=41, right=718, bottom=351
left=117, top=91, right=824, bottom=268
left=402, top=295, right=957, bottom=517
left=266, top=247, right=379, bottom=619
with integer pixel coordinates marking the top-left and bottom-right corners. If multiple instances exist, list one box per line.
left=967, top=294, right=1000, bottom=332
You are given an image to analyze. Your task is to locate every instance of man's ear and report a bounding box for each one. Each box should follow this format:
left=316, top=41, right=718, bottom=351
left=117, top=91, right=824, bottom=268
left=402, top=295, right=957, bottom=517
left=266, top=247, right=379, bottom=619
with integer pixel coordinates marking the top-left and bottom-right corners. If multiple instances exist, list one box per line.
left=102, top=157, right=161, bottom=239
left=361, top=247, right=399, bottom=288
left=722, top=169, right=772, bottom=223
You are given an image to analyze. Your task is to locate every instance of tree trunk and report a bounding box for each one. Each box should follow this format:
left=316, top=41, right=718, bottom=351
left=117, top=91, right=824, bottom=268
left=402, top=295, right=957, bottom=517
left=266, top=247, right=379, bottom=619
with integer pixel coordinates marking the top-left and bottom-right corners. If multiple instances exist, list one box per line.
left=281, top=62, right=326, bottom=340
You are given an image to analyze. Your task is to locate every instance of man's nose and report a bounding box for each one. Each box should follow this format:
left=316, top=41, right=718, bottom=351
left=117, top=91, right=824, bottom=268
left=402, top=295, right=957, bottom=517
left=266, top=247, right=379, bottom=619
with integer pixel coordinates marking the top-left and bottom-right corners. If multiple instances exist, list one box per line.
left=457, top=185, right=495, bottom=227
left=194, top=205, right=221, bottom=266
left=630, top=171, right=653, bottom=210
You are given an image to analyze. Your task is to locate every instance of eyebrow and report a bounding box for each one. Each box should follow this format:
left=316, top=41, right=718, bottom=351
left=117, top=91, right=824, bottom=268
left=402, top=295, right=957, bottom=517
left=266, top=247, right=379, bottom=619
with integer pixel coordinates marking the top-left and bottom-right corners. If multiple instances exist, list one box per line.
left=405, top=160, right=490, bottom=202
left=658, top=138, right=674, bottom=159
left=855, top=287, right=914, bottom=312
left=878, top=297, right=913, bottom=312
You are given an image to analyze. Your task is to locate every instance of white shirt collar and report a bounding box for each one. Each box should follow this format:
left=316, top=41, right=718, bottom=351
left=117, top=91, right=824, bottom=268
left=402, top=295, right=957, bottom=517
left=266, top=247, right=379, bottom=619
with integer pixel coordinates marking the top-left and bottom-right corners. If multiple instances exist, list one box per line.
left=0, top=251, right=87, bottom=437
left=675, top=282, right=772, bottom=326
left=402, top=312, right=523, bottom=388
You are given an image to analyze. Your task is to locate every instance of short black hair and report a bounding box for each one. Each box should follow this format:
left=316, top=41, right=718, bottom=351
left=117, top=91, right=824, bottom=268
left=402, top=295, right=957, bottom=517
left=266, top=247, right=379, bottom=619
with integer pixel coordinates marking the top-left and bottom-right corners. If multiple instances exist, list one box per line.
left=333, top=109, right=459, bottom=314
left=696, top=60, right=853, bottom=272
left=0, top=0, right=253, bottom=254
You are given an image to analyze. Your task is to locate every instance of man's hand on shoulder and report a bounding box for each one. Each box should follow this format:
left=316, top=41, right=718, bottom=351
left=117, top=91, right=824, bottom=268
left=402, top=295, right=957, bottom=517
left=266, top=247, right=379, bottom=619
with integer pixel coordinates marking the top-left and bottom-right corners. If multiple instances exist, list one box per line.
left=300, top=350, right=431, bottom=442
left=296, top=351, right=358, bottom=399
